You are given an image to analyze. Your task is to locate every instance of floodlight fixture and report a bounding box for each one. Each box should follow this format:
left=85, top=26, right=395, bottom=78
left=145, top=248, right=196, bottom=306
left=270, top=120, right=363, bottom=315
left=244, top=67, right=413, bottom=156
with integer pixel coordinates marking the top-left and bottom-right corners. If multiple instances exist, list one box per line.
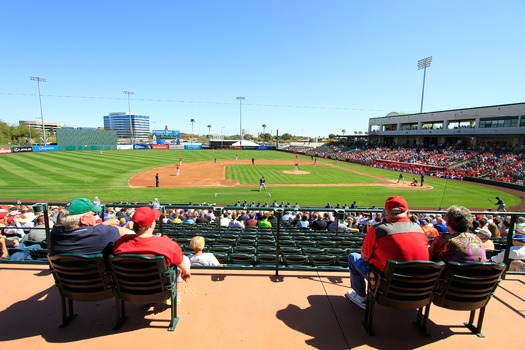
left=417, top=56, right=432, bottom=113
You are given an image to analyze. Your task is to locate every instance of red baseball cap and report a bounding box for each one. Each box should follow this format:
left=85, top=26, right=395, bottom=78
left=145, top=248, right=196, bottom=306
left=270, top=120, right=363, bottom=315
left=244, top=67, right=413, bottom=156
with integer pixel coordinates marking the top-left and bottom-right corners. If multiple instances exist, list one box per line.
left=384, top=196, right=409, bottom=214
left=132, top=207, right=160, bottom=228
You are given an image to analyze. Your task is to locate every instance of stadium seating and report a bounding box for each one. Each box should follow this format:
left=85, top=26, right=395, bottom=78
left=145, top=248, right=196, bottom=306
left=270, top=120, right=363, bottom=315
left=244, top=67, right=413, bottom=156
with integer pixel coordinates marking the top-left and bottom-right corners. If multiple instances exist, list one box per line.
left=362, top=260, right=445, bottom=336
left=428, top=261, right=506, bottom=337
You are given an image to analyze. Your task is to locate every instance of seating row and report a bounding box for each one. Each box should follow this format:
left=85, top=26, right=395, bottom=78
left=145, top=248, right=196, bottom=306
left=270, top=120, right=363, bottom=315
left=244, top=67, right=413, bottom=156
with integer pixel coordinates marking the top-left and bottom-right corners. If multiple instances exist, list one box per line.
left=192, top=252, right=351, bottom=270
left=363, top=260, right=506, bottom=338
left=47, top=253, right=179, bottom=331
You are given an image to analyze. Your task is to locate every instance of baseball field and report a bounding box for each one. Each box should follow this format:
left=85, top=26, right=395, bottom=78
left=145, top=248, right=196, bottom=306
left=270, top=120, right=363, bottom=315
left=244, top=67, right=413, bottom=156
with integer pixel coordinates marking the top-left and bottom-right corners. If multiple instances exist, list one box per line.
left=0, top=149, right=522, bottom=211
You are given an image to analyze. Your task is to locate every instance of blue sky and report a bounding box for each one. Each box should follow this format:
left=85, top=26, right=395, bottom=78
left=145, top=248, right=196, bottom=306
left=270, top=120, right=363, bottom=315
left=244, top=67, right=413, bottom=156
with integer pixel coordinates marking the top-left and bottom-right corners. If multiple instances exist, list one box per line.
left=1, top=1, right=524, bottom=138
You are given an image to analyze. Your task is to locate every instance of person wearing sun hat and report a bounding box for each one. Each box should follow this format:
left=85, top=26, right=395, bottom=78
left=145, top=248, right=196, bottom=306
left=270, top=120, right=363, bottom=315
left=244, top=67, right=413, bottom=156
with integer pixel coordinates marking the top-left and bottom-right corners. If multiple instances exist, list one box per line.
left=346, top=195, right=429, bottom=310
left=491, top=232, right=525, bottom=271
left=113, top=206, right=191, bottom=282
left=49, top=198, right=134, bottom=255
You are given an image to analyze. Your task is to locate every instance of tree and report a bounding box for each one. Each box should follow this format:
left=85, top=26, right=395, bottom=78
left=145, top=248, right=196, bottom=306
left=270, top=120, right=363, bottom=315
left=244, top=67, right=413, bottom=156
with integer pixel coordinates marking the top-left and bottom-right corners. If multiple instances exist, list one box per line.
left=341, top=129, right=346, bottom=135
left=281, top=133, right=293, bottom=140
left=260, top=132, right=271, bottom=142
left=190, top=118, right=196, bottom=145
left=207, top=124, right=211, bottom=135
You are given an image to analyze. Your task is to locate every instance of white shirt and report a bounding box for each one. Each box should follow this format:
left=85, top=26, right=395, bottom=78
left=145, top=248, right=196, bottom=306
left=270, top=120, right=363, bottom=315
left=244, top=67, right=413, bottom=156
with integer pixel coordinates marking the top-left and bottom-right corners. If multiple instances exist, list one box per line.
left=188, top=253, right=221, bottom=267
left=491, top=246, right=525, bottom=263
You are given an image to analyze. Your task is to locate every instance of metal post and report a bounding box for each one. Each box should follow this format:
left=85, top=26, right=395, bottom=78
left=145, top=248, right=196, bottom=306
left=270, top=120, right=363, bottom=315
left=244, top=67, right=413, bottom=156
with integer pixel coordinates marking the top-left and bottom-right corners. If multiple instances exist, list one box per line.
left=236, top=97, right=245, bottom=146
left=30, top=76, right=47, bottom=145
left=274, top=208, right=284, bottom=276
left=123, top=90, right=135, bottom=146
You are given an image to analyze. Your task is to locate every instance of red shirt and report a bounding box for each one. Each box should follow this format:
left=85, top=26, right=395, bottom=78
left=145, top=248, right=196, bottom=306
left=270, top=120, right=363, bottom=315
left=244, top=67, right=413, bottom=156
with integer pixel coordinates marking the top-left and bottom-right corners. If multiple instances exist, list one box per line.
left=361, top=218, right=429, bottom=273
left=113, top=235, right=183, bottom=267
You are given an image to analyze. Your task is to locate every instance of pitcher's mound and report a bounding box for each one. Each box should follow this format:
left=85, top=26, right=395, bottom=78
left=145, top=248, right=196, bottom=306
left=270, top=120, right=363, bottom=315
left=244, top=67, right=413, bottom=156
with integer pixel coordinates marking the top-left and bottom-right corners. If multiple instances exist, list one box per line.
left=283, top=170, right=310, bottom=175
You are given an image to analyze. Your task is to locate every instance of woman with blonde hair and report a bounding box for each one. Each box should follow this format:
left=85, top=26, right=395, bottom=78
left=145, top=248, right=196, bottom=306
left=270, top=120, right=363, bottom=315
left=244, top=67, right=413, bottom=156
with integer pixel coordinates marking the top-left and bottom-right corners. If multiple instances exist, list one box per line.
left=188, top=236, right=221, bottom=267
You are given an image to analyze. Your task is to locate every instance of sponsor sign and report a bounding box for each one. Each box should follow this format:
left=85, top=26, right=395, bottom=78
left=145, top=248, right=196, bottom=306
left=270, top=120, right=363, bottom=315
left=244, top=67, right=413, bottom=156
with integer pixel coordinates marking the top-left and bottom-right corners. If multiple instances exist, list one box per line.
left=12, top=146, right=33, bottom=153
left=256, top=146, right=270, bottom=150
left=134, top=144, right=151, bottom=149
left=33, top=145, right=59, bottom=152
left=152, top=130, right=181, bottom=141
left=184, top=144, right=202, bottom=150
left=152, top=144, right=169, bottom=150
left=169, top=144, right=185, bottom=150
left=0, top=147, right=12, bottom=154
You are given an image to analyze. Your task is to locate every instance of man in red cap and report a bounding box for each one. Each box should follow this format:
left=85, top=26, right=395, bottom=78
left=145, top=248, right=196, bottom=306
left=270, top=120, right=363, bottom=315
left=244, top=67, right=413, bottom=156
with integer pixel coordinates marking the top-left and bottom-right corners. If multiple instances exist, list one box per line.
left=113, top=207, right=191, bottom=283
left=346, top=196, right=429, bottom=309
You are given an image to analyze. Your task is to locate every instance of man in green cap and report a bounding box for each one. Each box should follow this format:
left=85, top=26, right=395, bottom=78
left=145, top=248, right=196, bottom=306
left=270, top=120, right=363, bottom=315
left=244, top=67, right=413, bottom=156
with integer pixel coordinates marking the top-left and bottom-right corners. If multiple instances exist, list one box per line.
left=49, top=198, right=134, bottom=255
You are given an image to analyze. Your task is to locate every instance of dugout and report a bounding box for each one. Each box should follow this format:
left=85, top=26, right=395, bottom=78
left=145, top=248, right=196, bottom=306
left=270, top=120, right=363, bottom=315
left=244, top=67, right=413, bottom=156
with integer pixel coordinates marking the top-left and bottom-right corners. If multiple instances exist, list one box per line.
left=57, top=128, right=117, bottom=151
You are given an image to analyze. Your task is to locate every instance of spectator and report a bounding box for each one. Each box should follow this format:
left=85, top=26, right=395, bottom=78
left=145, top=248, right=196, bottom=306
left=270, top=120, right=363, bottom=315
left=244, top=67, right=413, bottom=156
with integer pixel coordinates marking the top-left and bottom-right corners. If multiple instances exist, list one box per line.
left=187, top=236, right=221, bottom=267
left=310, top=213, right=328, bottom=231
left=113, top=206, right=191, bottom=304
left=429, top=205, right=486, bottom=263
left=491, top=233, right=525, bottom=271
left=229, top=215, right=246, bottom=229
left=475, top=227, right=495, bottom=251
left=220, top=212, right=232, bottom=227
left=419, top=219, right=439, bottom=237
left=244, top=212, right=258, bottom=227
left=0, top=235, right=8, bottom=259
left=297, top=214, right=310, bottom=230
left=49, top=198, right=133, bottom=255
left=195, top=212, right=210, bottom=224
left=433, top=217, right=448, bottom=234
left=21, top=214, right=48, bottom=243
left=486, top=222, right=500, bottom=238
left=257, top=214, right=272, bottom=229
left=346, top=196, right=429, bottom=310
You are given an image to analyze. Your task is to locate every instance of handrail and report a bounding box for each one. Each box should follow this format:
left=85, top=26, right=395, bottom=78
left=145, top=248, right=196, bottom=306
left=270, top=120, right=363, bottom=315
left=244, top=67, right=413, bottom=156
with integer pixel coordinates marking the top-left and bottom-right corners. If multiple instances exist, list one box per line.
left=1, top=201, right=523, bottom=277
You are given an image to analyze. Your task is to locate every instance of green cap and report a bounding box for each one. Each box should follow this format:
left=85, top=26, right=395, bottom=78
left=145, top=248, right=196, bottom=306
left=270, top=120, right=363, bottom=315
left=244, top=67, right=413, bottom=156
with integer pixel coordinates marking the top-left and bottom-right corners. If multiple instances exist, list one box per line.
left=65, top=198, right=102, bottom=215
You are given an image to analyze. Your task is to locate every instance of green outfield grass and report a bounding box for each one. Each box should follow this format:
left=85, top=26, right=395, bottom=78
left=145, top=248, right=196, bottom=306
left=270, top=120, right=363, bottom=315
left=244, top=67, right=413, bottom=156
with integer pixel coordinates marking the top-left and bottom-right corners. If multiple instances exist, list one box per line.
left=0, top=149, right=521, bottom=210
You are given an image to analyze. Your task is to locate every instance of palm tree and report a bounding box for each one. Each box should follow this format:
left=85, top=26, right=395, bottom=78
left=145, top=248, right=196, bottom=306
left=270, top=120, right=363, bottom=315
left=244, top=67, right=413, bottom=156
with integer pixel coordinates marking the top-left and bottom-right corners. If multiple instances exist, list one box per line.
left=207, top=124, right=212, bottom=135
left=190, top=118, right=196, bottom=145
left=341, top=129, right=346, bottom=136
left=262, top=124, right=267, bottom=142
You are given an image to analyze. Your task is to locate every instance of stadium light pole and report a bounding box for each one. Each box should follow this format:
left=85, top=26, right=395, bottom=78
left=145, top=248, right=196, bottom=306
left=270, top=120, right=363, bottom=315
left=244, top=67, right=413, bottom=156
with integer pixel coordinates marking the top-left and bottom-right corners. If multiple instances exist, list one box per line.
left=30, top=76, right=47, bottom=145
left=236, top=96, right=245, bottom=146
left=417, top=56, right=432, bottom=113
left=123, top=90, right=135, bottom=146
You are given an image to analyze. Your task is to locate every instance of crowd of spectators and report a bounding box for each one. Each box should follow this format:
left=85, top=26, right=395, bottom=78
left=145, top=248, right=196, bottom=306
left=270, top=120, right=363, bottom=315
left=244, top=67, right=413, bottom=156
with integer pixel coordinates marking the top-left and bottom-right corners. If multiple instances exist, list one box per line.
left=289, top=143, right=525, bottom=185
left=2, top=199, right=524, bottom=275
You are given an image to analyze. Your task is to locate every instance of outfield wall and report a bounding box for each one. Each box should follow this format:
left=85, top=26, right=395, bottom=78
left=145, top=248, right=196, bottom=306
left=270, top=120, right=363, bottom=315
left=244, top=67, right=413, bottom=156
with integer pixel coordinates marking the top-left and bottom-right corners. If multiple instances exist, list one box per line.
left=56, top=129, right=117, bottom=151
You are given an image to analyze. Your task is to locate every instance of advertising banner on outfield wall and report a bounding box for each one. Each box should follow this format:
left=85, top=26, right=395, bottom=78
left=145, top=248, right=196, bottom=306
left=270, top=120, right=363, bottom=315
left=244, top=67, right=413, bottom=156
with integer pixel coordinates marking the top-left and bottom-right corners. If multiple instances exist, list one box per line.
left=184, top=144, right=202, bottom=150
left=169, top=144, right=185, bottom=150
left=12, top=147, right=33, bottom=153
left=256, top=146, right=271, bottom=150
left=33, top=145, right=59, bottom=152
left=133, top=144, right=151, bottom=149
left=0, top=147, right=11, bottom=154
left=152, top=144, right=169, bottom=150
